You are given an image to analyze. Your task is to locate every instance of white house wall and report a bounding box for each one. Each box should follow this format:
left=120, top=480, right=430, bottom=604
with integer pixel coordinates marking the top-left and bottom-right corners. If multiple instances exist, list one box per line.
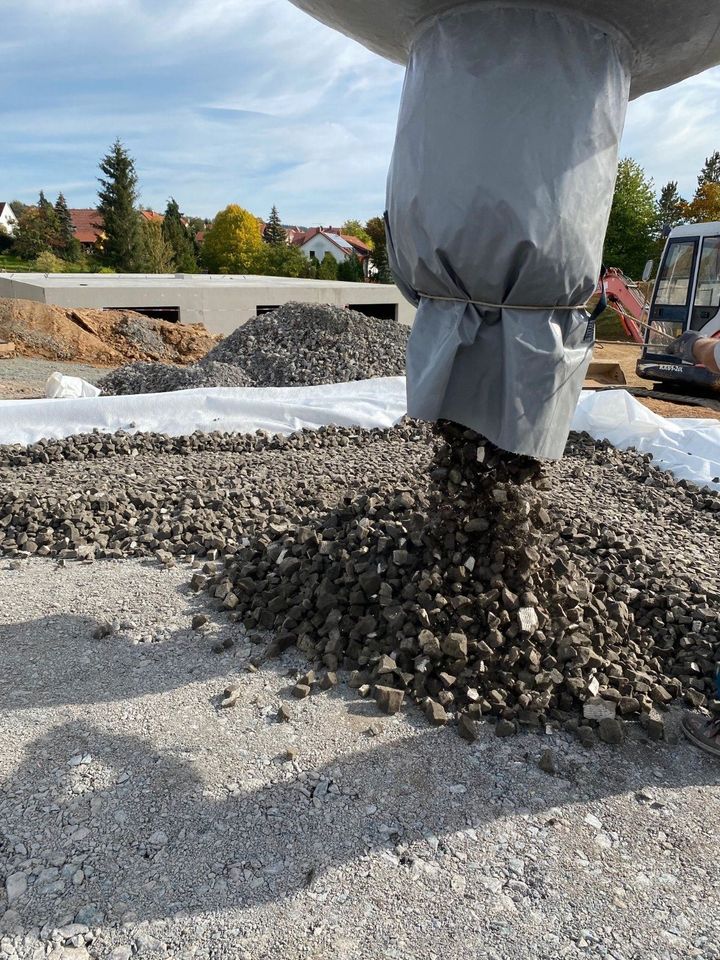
left=300, top=234, right=349, bottom=264
left=0, top=206, right=18, bottom=236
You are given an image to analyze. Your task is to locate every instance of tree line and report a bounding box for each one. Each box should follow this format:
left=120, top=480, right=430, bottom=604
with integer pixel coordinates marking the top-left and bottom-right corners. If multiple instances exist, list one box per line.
left=2, top=140, right=392, bottom=282
left=603, top=151, right=720, bottom=279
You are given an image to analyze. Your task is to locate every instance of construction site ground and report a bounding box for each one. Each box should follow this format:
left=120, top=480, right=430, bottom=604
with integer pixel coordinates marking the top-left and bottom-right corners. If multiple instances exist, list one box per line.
left=3, top=340, right=720, bottom=424
left=592, top=340, right=720, bottom=421
left=0, top=358, right=114, bottom=400
left=1, top=558, right=719, bottom=960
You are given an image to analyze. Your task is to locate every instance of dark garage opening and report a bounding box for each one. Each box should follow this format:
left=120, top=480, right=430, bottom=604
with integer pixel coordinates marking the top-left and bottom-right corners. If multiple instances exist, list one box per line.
left=105, top=306, right=181, bottom=324
left=347, top=303, right=397, bottom=321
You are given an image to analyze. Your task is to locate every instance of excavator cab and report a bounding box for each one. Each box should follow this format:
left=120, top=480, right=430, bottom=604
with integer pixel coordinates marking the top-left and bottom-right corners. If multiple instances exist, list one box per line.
left=637, top=222, right=720, bottom=392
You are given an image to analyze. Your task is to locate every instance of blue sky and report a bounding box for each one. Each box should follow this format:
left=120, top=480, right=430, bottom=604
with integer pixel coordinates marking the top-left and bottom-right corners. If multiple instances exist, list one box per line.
left=3, top=0, right=720, bottom=225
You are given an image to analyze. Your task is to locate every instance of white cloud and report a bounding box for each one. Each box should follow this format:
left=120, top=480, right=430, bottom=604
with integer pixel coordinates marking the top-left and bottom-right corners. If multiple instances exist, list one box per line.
left=5, top=0, right=720, bottom=222
left=623, top=67, right=720, bottom=197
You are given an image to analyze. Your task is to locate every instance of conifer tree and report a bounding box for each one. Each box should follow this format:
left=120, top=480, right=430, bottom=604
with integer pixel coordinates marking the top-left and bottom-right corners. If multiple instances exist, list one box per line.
left=97, top=139, right=141, bottom=271
left=53, top=192, right=82, bottom=261
left=264, top=205, right=287, bottom=246
left=162, top=197, right=197, bottom=272
left=657, top=181, right=685, bottom=230
left=697, top=150, right=720, bottom=190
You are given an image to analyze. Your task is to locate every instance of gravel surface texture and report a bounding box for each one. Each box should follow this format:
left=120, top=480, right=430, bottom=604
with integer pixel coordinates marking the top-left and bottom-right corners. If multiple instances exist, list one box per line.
left=1, top=423, right=719, bottom=744
left=2, top=559, right=720, bottom=960
left=98, top=303, right=408, bottom=395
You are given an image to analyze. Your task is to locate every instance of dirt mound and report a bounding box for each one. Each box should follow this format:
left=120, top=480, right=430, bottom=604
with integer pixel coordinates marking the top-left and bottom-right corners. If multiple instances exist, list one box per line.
left=0, top=298, right=218, bottom=366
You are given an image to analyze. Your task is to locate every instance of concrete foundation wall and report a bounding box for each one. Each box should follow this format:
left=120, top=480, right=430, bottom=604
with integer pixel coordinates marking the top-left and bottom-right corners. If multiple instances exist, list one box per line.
left=0, top=274, right=416, bottom=334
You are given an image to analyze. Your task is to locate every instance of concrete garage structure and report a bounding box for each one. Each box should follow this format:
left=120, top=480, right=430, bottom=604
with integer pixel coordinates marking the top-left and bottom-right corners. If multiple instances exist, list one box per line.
left=0, top=273, right=416, bottom=335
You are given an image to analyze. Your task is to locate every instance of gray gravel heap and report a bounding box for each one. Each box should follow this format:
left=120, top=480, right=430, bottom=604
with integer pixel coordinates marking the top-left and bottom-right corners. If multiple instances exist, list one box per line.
left=1, top=422, right=719, bottom=742
left=98, top=302, right=408, bottom=395
left=118, top=315, right=172, bottom=360
left=201, top=423, right=720, bottom=738
left=97, top=360, right=250, bottom=396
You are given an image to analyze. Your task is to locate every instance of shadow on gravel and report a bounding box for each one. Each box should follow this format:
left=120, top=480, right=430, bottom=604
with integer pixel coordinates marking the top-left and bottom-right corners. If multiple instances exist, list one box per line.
left=0, top=606, right=239, bottom=710
left=2, top=714, right=720, bottom=932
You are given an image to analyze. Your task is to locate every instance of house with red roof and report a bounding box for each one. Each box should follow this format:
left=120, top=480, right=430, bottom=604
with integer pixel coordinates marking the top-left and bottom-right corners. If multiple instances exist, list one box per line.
left=69, top=209, right=105, bottom=253
left=292, top=226, right=371, bottom=277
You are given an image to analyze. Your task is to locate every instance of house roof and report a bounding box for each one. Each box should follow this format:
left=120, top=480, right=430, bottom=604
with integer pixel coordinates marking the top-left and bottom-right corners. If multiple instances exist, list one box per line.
left=70, top=209, right=104, bottom=245
left=339, top=233, right=371, bottom=255
left=140, top=210, right=164, bottom=223
left=0, top=202, right=16, bottom=219
left=294, top=227, right=370, bottom=259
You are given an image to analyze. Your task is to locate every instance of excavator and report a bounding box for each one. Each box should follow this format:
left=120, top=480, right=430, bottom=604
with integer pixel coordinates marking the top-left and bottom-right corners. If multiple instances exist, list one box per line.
left=594, top=223, right=720, bottom=395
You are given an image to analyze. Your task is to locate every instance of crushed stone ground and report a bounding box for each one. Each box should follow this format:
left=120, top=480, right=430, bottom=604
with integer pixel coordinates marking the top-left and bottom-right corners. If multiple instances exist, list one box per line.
left=1, top=558, right=720, bottom=960
left=1, top=424, right=719, bottom=741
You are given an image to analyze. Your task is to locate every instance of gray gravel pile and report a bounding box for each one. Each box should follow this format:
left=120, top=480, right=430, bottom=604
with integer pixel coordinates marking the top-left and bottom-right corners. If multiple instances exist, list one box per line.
left=202, top=301, right=408, bottom=385
left=202, top=423, right=720, bottom=740
left=97, top=360, right=250, bottom=396
left=1, top=422, right=719, bottom=742
left=98, top=301, right=408, bottom=395
left=118, top=316, right=172, bottom=360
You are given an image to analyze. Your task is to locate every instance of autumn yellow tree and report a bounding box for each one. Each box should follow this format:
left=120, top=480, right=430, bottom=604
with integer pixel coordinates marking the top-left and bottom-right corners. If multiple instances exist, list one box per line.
left=683, top=182, right=720, bottom=224
left=201, top=205, right=265, bottom=273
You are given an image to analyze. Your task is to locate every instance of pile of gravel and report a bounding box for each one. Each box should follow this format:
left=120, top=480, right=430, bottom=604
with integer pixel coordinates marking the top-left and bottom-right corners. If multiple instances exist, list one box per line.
left=98, top=302, right=408, bottom=395
left=97, top=360, right=250, bottom=396
left=199, top=424, right=720, bottom=741
left=119, top=315, right=171, bottom=360
left=1, top=422, right=719, bottom=744
left=203, top=301, right=408, bottom=386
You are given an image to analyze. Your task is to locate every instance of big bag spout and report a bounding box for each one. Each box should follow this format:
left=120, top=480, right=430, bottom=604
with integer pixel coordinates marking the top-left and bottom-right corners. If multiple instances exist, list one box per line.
left=386, top=4, right=632, bottom=459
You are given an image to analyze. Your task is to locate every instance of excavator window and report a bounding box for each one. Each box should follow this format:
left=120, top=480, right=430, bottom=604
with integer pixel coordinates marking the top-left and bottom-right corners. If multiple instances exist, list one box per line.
left=648, top=237, right=697, bottom=347
left=655, top=239, right=696, bottom=307
left=694, top=237, right=720, bottom=309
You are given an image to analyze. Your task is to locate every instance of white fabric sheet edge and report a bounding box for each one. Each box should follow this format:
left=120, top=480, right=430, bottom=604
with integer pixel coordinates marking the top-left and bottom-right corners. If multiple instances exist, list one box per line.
left=0, top=381, right=718, bottom=491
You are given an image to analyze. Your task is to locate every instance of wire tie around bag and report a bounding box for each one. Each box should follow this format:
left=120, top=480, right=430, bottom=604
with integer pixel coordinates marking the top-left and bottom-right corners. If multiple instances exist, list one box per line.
left=417, top=292, right=591, bottom=311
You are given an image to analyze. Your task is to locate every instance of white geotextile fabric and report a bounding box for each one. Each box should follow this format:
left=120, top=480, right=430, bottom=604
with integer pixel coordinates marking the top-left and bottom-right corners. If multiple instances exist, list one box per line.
left=0, top=378, right=408, bottom=446
left=0, top=379, right=719, bottom=491
left=572, top=390, right=720, bottom=491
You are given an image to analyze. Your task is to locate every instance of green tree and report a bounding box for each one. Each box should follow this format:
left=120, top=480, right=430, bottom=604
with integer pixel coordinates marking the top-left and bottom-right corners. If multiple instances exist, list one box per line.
left=337, top=252, right=364, bottom=282
left=137, top=218, right=175, bottom=273
left=53, top=193, right=83, bottom=261
left=657, top=181, right=685, bottom=230
left=54, top=193, right=74, bottom=246
left=9, top=200, right=30, bottom=219
left=38, top=190, right=52, bottom=214
left=697, top=150, right=720, bottom=190
left=97, top=139, right=141, bottom=271
left=162, top=197, right=197, bottom=272
left=603, top=158, right=659, bottom=279
left=317, top=252, right=339, bottom=280
left=264, top=205, right=287, bottom=246
left=200, top=204, right=265, bottom=273
left=34, top=250, right=67, bottom=273
left=186, top=215, right=210, bottom=235
left=340, top=219, right=372, bottom=246
left=365, top=216, right=392, bottom=283
left=259, top=242, right=310, bottom=277
left=12, top=206, right=53, bottom=260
